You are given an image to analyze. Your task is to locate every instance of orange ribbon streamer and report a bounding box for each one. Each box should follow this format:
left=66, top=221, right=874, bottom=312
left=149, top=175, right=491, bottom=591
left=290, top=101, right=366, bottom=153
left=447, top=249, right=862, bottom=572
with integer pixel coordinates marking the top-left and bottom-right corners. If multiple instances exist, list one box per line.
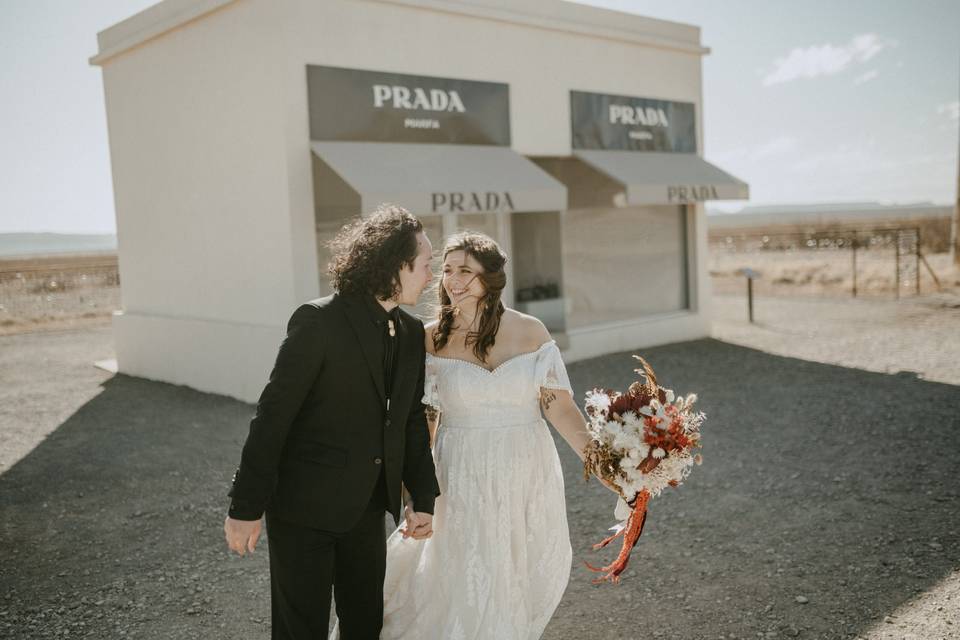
left=584, top=489, right=650, bottom=585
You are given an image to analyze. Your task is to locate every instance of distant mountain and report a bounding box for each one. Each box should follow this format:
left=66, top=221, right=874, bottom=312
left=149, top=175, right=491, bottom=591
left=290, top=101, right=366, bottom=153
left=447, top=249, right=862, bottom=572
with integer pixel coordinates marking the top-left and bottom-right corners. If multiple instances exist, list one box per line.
left=706, top=202, right=953, bottom=229
left=0, top=233, right=117, bottom=258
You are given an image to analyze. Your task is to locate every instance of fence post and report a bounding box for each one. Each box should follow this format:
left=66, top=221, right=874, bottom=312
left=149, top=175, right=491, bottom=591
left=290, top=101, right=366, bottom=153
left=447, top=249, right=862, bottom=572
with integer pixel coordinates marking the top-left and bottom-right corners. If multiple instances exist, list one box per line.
left=915, top=227, right=921, bottom=295
left=740, top=267, right=759, bottom=323
left=851, top=234, right=858, bottom=298
left=894, top=232, right=901, bottom=300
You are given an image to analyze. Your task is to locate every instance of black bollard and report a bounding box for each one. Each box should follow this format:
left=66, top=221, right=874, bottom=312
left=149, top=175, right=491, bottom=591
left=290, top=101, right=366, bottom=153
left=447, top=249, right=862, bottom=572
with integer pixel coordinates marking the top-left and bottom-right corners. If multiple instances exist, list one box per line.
left=740, top=267, right=759, bottom=323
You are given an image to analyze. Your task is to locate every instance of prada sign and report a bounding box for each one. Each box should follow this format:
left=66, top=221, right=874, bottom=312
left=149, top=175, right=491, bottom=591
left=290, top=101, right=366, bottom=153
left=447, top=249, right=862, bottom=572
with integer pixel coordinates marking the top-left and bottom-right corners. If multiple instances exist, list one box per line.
left=431, top=192, right=515, bottom=214
left=623, top=180, right=747, bottom=205
left=667, top=185, right=719, bottom=203
left=571, top=90, right=696, bottom=152
left=307, top=65, right=510, bottom=145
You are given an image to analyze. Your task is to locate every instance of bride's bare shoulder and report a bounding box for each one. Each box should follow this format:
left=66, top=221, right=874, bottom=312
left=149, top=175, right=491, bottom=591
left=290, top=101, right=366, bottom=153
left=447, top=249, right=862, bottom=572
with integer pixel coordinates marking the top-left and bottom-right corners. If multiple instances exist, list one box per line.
left=501, top=308, right=551, bottom=351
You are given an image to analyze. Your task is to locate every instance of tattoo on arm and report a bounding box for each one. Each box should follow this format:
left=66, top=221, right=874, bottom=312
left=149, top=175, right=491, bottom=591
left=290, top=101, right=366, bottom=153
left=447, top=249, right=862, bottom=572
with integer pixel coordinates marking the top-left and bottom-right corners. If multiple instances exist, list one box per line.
left=425, top=406, right=439, bottom=423
left=540, top=389, right=557, bottom=412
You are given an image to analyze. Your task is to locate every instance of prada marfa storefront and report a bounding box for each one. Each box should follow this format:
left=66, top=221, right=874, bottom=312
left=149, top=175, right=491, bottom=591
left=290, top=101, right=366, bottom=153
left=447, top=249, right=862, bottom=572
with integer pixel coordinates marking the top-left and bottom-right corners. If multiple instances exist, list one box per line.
left=92, top=0, right=749, bottom=402
left=308, top=66, right=747, bottom=335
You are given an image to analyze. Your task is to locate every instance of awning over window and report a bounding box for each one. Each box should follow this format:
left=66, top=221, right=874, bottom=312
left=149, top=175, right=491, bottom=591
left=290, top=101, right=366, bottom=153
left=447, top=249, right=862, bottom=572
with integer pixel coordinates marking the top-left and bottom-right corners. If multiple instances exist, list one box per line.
left=311, top=142, right=567, bottom=215
left=573, top=151, right=749, bottom=205
left=531, top=151, right=749, bottom=208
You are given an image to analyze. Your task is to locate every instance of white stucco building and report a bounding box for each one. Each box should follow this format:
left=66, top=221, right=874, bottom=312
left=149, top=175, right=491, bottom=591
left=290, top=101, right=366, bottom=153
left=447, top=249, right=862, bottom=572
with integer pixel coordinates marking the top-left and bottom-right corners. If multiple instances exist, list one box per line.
left=91, top=0, right=748, bottom=402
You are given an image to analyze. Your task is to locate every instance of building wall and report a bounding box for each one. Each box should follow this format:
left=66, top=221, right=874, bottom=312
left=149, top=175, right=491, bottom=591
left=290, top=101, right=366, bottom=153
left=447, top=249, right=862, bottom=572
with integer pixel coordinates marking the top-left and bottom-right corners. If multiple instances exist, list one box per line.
left=99, top=0, right=317, bottom=399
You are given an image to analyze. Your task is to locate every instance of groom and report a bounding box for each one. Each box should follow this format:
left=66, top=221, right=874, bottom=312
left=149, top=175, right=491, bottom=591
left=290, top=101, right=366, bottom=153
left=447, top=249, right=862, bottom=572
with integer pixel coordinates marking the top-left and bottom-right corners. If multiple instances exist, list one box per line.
left=224, top=204, right=441, bottom=639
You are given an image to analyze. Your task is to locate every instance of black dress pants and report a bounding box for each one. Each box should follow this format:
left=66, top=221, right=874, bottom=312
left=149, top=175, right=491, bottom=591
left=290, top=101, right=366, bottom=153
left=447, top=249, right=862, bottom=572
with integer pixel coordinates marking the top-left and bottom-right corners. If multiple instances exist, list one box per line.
left=265, top=472, right=388, bottom=640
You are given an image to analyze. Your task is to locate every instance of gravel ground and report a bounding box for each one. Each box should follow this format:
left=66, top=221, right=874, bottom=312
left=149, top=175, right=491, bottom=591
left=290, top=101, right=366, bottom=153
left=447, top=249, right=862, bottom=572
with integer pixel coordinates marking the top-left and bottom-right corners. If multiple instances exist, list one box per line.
left=711, top=291, right=960, bottom=386
left=1, top=293, right=959, bottom=639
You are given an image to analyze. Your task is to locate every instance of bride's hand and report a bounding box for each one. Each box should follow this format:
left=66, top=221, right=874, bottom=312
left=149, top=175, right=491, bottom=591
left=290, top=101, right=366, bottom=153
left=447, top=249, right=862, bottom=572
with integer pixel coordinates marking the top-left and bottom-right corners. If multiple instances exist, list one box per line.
left=597, top=476, right=621, bottom=496
left=402, top=504, right=434, bottom=540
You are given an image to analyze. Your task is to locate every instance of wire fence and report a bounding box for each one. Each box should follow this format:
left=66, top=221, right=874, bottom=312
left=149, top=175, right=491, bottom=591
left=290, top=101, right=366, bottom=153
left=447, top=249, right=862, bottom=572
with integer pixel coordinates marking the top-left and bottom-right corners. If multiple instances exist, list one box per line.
left=708, top=226, right=942, bottom=298
left=0, top=254, right=120, bottom=332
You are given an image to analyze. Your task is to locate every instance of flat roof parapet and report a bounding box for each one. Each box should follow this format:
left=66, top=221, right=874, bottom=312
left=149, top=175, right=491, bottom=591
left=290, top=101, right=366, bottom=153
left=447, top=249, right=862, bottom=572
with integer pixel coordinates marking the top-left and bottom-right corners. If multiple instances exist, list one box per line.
left=90, top=0, right=707, bottom=66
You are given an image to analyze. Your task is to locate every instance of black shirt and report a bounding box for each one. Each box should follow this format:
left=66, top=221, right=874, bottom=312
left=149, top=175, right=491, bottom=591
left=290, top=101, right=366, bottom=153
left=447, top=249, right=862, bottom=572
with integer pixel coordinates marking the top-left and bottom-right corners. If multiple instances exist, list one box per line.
left=360, top=295, right=401, bottom=511
left=360, top=295, right=402, bottom=406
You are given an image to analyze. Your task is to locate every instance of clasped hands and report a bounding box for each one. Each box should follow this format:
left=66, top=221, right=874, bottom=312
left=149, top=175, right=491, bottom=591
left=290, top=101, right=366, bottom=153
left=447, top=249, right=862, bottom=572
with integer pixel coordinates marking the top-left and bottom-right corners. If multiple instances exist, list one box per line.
left=225, top=504, right=433, bottom=557
left=402, top=503, right=433, bottom=540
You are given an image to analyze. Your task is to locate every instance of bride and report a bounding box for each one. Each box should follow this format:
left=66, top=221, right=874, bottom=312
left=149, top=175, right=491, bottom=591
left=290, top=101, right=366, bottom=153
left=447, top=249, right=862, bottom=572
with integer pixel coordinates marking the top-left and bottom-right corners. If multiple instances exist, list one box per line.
left=332, top=231, right=613, bottom=639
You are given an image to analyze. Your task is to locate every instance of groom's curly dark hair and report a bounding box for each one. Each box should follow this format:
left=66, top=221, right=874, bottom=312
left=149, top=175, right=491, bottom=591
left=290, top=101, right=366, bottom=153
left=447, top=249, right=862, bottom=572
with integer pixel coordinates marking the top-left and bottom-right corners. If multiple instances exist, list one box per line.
left=327, top=203, right=424, bottom=300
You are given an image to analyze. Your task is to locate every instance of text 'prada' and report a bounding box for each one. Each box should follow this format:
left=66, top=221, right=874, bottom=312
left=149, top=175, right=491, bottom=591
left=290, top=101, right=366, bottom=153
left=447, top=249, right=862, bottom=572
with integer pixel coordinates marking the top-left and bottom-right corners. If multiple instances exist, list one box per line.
left=373, top=85, right=466, bottom=112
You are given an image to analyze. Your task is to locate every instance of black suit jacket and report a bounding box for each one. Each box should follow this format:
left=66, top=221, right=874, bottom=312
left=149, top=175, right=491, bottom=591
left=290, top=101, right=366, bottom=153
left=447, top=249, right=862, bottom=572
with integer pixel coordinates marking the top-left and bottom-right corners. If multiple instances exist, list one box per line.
left=227, top=293, right=440, bottom=532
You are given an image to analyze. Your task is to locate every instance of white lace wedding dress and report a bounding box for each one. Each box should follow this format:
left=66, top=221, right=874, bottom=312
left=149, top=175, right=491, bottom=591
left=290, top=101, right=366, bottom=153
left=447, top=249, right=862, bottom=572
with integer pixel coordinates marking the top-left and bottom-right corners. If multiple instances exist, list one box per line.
left=330, top=339, right=573, bottom=640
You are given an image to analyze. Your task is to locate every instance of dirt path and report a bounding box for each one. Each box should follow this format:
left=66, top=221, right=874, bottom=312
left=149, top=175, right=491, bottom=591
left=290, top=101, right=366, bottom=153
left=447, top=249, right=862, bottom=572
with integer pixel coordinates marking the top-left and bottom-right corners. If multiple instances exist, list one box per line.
left=1, top=294, right=958, bottom=639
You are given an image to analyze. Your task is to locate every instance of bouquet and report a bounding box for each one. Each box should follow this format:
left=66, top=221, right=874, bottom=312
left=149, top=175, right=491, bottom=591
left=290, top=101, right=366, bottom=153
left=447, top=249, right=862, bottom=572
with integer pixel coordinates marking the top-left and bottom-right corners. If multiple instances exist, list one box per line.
left=582, top=356, right=706, bottom=584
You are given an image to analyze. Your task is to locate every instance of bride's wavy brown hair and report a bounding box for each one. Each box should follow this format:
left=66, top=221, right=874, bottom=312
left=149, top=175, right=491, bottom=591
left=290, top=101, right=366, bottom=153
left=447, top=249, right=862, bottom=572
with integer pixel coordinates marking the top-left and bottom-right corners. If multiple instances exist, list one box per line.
left=433, top=231, right=508, bottom=364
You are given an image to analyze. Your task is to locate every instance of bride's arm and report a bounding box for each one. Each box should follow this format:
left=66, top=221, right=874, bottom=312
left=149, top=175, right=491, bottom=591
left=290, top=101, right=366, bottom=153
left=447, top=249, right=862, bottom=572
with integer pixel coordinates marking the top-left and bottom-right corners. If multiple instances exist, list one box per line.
left=426, top=406, right=440, bottom=447
left=423, top=321, right=441, bottom=447
left=542, top=388, right=618, bottom=494
left=540, top=388, right=590, bottom=462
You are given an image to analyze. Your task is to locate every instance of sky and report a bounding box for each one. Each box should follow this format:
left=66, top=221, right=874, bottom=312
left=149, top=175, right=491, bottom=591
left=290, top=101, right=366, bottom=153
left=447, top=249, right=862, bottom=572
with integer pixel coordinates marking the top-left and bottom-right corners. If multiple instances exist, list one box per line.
left=0, top=0, right=957, bottom=234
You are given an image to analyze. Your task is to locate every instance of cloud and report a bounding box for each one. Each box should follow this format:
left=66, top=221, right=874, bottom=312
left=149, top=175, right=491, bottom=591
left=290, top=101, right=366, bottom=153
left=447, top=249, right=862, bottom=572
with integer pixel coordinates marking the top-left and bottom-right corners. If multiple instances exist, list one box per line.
left=853, top=69, right=879, bottom=85
left=937, top=101, right=959, bottom=120
left=763, top=33, right=895, bottom=86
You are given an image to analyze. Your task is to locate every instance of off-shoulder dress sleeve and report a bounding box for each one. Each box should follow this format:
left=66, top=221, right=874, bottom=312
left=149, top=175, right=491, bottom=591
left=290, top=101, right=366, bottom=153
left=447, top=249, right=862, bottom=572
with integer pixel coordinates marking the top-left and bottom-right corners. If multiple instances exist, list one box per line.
left=534, top=341, right=573, bottom=396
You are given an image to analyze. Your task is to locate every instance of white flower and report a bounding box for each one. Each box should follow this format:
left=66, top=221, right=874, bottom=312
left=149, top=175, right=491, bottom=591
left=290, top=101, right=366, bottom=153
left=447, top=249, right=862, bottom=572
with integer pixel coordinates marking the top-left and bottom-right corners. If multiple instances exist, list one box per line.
left=652, top=447, right=666, bottom=459
left=664, top=389, right=675, bottom=403
left=585, top=391, right=611, bottom=414
left=620, top=477, right=642, bottom=500
left=627, top=437, right=650, bottom=464
left=612, top=430, right=640, bottom=452
left=622, top=410, right=642, bottom=429
left=635, top=443, right=650, bottom=459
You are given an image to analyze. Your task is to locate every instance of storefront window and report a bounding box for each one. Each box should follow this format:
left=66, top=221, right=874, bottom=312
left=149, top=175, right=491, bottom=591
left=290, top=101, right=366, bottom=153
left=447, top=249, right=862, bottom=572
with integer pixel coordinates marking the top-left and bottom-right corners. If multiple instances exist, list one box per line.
left=562, top=205, right=689, bottom=329
left=511, top=212, right=565, bottom=331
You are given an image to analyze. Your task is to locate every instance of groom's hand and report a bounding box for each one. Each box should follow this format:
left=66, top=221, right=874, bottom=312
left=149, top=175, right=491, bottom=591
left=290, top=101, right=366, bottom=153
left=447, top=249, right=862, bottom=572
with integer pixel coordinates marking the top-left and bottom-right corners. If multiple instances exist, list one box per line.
left=224, top=516, right=262, bottom=556
left=402, top=504, right=433, bottom=540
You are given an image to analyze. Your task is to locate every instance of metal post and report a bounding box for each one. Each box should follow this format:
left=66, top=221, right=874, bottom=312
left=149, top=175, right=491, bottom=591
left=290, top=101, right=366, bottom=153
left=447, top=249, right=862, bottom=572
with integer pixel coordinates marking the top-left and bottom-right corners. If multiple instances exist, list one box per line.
left=915, top=227, right=921, bottom=295
left=894, top=232, right=901, bottom=300
left=741, top=267, right=758, bottom=322
left=851, top=234, right=858, bottom=298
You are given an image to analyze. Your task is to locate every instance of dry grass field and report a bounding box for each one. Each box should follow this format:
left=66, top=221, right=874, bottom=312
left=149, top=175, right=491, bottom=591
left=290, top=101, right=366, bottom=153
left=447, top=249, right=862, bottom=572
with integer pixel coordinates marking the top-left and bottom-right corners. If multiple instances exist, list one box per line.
left=708, top=215, right=958, bottom=299
left=709, top=250, right=960, bottom=298
left=0, top=254, right=119, bottom=335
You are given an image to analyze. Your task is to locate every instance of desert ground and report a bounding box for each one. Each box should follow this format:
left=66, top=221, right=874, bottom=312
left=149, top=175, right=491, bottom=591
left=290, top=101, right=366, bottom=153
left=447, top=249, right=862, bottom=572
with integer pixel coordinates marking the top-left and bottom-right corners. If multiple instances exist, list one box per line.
left=2, top=257, right=959, bottom=638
